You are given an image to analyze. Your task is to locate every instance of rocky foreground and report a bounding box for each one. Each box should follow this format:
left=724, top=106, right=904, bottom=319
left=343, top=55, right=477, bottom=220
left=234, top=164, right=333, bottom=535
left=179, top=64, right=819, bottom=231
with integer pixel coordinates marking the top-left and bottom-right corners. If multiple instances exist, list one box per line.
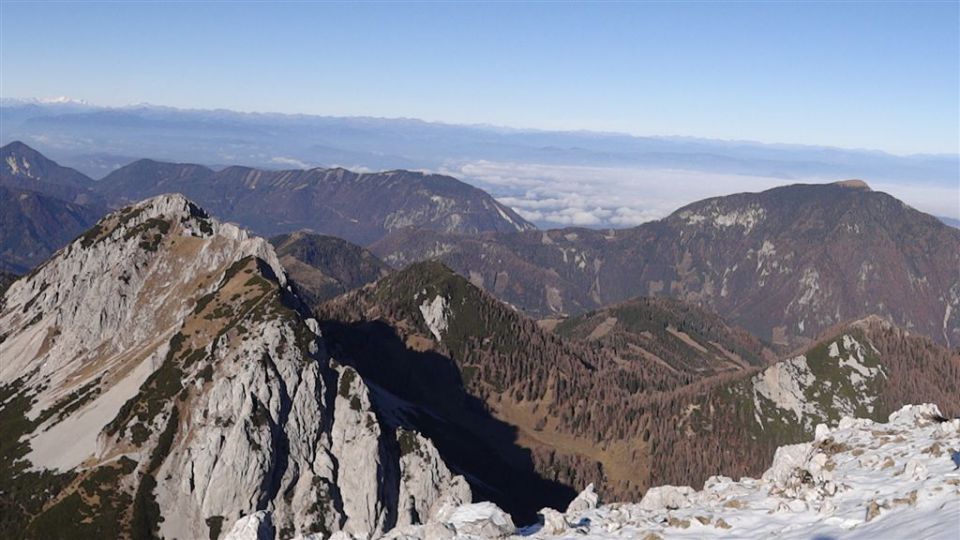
left=222, top=404, right=960, bottom=539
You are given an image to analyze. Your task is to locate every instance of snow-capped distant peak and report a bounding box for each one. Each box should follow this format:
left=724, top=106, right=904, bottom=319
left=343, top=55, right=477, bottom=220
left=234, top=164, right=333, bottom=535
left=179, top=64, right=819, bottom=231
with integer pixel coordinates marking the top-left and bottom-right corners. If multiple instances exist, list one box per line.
left=38, top=96, right=88, bottom=105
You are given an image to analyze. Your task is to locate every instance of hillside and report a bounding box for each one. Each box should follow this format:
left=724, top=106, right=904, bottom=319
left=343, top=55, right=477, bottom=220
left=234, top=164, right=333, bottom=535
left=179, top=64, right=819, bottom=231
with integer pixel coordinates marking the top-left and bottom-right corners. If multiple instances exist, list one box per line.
left=1, top=141, right=101, bottom=206
left=643, top=317, right=960, bottom=489
left=552, top=295, right=777, bottom=382
left=270, top=231, right=391, bottom=306
left=0, top=143, right=109, bottom=272
left=1, top=140, right=94, bottom=191
left=0, top=195, right=470, bottom=539
left=95, top=160, right=535, bottom=244
left=0, top=185, right=101, bottom=273
left=372, top=181, right=960, bottom=348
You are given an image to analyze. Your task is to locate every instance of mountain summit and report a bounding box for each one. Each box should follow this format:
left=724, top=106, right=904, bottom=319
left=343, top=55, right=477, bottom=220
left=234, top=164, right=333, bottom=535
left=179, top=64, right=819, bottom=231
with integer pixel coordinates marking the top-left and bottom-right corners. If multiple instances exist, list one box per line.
left=0, top=194, right=469, bottom=539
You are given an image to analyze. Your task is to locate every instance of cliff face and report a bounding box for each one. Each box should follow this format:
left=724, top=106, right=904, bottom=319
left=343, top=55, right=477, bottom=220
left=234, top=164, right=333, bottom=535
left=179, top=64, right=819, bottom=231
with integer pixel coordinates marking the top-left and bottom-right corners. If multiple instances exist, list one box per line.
left=0, top=194, right=468, bottom=539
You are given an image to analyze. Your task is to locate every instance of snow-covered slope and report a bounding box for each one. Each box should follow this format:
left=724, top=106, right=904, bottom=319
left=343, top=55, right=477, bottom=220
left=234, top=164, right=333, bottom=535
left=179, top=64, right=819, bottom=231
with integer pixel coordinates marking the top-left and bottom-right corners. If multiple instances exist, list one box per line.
left=370, top=404, right=960, bottom=540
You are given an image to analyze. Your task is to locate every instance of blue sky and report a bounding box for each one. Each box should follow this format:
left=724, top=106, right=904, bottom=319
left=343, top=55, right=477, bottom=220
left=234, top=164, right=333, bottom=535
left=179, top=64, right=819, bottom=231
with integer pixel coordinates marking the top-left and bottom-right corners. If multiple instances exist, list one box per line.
left=1, top=1, right=958, bottom=154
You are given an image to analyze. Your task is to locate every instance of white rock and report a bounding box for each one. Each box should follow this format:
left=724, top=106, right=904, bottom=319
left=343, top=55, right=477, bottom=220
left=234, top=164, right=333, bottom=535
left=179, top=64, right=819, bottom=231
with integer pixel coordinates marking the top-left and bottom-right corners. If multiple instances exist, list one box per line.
left=903, top=458, right=928, bottom=480
left=396, top=430, right=472, bottom=527
left=889, top=403, right=943, bottom=426
left=565, top=483, right=600, bottom=514
left=762, top=442, right=813, bottom=488
left=638, top=485, right=696, bottom=511
left=223, top=511, right=274, bottom=540
left=442, top=502, right=515, bottom=538
left=538, top=507, right=569, bottom=534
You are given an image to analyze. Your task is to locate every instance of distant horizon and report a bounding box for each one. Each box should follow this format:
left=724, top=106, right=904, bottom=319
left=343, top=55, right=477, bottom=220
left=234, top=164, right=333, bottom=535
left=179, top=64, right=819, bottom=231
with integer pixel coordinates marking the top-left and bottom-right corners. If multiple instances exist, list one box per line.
left=4, top=95, right=957, bottom=160
left=2, top=2, right=957, bottom=155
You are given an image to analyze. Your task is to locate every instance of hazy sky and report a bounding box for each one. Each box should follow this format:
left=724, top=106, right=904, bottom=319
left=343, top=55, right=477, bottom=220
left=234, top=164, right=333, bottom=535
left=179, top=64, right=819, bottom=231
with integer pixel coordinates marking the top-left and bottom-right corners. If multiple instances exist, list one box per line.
left=1, top=1, right=958, bottom=154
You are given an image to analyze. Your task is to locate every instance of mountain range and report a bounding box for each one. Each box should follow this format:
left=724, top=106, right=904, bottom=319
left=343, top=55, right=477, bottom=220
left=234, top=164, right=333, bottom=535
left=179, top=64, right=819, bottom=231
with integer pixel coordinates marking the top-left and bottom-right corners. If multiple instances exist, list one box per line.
left=3, top=140, right=957, bottom=349
left=95, top=159, right=534, bottom=243
left=0, top=141, right=533, bottom=270
left=3, top=140, right=956, bottom=351
left=0, top=140, right=958, bottom=538
left=3, top=100, right=956, bottom=187
left=2, top=193, right=957, bottom=539
left=372, top=180, right=960, bottom=348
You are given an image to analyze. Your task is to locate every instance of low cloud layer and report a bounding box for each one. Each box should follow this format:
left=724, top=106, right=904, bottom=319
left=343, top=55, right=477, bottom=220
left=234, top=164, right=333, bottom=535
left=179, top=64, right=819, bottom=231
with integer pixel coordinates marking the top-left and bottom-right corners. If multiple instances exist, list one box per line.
left=441, top=161, right=959, bottom=229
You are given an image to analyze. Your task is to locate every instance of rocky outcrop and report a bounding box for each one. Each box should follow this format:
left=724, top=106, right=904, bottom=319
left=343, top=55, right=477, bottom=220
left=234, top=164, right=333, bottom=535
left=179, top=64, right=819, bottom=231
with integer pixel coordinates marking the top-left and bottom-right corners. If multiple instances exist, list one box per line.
left=396, top=430, right=472, bottom=527
left=223, top=512, right=275, bottom=540
left=563, top=483, right=598, bottom=514
left=0, top=194, right=470, bottom=539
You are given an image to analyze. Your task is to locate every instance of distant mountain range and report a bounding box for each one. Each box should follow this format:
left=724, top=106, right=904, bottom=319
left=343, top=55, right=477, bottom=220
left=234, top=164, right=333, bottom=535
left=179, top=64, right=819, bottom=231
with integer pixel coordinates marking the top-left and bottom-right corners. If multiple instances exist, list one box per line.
left=372, top=181, right=960, bottom=348
left=0, top=141, right=533, bottom=270
left=0, top=140, right=104, bottom=207
left=2, top=100, right=955, bottom=184
left=3, top=141, right=957, bottom=352
left=95, top=158, right=534, bottom=242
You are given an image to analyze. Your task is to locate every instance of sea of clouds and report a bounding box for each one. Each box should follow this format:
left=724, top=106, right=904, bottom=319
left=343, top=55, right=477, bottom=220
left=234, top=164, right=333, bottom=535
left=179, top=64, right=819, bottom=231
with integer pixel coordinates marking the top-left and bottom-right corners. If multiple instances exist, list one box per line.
left=443, top=161, right=959, bottom=229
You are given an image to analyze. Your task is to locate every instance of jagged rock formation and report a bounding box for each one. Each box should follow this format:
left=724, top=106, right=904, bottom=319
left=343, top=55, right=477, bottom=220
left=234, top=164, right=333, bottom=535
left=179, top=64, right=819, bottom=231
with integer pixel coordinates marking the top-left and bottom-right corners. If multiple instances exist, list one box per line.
left=270, top=231, right=391, bottom=307
left=371, top=182, right=960, bottom=348
left=0, top=194, right=469, bottom=539
left=381, top=403, right=960, bottom=539
left=95, top=160, right=535, bottom=244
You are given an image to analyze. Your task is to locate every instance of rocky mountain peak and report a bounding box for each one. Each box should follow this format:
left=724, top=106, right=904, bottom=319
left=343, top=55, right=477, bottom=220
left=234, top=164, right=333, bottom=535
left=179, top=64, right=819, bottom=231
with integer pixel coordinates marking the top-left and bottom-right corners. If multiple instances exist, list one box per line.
left=0, top=195, right=469, bottom=539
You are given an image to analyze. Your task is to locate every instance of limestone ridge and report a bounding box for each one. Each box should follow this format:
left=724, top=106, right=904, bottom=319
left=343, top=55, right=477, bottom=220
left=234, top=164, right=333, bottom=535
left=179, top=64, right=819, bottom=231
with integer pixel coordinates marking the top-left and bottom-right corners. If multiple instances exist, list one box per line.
left=0, top=193, right=469, bottom=539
